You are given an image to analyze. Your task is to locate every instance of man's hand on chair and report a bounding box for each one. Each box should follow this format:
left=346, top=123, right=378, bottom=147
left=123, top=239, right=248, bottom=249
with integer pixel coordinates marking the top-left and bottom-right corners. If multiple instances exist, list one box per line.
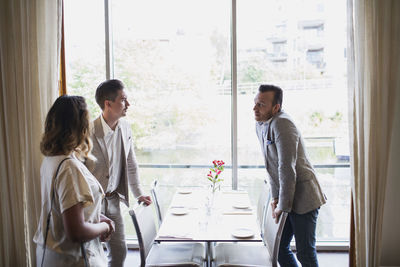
left=138, top=195, right=152, bottom=206
left=273, top=209, right=282, bottom=224
left=271, top=198, right=282, bottom=224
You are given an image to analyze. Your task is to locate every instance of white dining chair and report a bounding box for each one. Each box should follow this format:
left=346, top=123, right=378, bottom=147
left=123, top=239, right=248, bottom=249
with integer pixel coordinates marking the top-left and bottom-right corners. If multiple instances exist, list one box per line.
left=150, top=179, right=163, bottom=227
left=129, top=203, right=206, bottom=267
left=256, top=179, right=271, bottom=236
left=213, top=199, right=288, bottom=267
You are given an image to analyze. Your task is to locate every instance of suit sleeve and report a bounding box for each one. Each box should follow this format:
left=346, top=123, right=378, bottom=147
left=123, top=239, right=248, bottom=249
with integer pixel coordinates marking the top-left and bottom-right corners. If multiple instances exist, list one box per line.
left=268, top=176, right=280, bottom=200
left=126, top=127, right=144, bottom=198
left=274, top=118, right=299, bottom=212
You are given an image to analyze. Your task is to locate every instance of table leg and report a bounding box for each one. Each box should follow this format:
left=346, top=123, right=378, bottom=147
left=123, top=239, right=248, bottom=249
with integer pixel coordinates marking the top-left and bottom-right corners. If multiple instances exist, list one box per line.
left=207, top=241, right=211, bottom=267
left=206, top=241, right=215, bottom=267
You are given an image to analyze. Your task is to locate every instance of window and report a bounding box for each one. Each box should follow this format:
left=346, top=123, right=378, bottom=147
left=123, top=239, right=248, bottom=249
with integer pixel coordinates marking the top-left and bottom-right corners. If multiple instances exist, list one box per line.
left=64, top=0, right=105, bottom=117
left=307, top=48, right=325, bottom=68
left=65, top=0, right=350, bottom=245
left=302, top=23, right=325, bottom=38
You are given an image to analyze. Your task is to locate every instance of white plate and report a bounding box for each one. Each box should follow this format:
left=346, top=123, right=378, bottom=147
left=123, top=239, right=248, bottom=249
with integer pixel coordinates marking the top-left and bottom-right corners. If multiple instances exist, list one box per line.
left=170, top=207, right=189, bottom=215
left=232, top=228, right=254, bottom=239
left=177, top=189, right=192, bottom=194
left=232, top=203, right=250, bottom=209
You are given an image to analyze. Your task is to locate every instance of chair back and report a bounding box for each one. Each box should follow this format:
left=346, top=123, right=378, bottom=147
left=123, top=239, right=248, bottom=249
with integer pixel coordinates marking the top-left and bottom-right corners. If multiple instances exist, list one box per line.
left=150, top=179, right=163, bottom=226
left=256, top=180, right=271, bottom=236
left=129, top=203, right=157, bottom=267
left=263, top=200, right=288, bottom=267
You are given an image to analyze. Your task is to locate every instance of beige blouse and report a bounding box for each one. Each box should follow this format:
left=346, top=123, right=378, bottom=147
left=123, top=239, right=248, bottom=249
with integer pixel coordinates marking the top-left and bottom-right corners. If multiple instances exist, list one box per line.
left=34, top=153, right=106, bottom=267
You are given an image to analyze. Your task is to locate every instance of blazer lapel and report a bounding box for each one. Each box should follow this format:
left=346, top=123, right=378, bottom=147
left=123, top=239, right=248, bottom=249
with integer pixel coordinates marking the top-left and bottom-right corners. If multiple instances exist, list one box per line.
left=116, top=130, right=128, bottom=198
left=264, top=123, right=270, bottom=152
left=118, top=125, right=129, bottom=160
left=93, top=117, right=110, bottom=168
left=263, top=123, right=269, bottom=168
left=264, top=115, right=277, bottom=166
left=266, top=113, right=279, bottom=144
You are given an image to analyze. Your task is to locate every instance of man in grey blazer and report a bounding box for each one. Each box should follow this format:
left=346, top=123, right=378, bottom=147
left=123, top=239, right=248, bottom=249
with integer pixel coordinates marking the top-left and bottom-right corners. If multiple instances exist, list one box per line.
left=87, top=79, right=152, bottom=267
left=254, top=84, right=326, bottom=267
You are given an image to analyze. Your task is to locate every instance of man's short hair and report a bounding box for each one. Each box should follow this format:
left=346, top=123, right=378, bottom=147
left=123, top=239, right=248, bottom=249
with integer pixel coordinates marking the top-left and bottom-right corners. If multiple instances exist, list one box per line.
left=258, top=84, right=283, bottom=111
left=95, top=79, right=125, bottom=110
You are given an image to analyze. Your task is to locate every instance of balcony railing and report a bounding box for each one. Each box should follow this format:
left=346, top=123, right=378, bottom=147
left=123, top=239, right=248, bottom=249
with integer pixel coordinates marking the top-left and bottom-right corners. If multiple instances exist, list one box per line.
left=218, top=78, right=346, bottom=95
left=138, top=163, right=350, bottom=169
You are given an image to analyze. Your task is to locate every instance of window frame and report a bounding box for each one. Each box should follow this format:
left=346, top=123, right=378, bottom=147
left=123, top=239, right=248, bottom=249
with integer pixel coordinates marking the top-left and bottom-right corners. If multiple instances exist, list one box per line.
left=61, top=0, right=351, bottom=252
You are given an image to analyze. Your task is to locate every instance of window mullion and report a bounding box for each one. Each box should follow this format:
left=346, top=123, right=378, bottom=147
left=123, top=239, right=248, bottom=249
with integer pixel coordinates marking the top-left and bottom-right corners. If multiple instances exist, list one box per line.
left=231, top=0, right=238, bottom=190
left=104, top=0, right=114, bottom=79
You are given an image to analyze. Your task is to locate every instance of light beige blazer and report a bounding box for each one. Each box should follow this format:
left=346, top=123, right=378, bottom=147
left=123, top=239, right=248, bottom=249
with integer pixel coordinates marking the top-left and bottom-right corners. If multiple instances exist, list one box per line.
left=86, top=116, right=143, bottom=206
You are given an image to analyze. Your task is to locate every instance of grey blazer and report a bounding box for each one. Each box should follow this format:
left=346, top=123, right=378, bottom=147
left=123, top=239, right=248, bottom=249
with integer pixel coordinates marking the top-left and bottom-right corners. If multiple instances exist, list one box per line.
left=256, top=111, right=326, bottom=214
left=86, top=116, right=143, bottom=207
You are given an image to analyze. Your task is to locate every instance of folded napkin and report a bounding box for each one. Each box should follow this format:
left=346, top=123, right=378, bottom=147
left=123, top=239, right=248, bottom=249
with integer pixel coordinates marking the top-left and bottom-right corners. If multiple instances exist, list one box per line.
left=157, top=226, right=193, bottom=240
left=157, top=234, right=193, bottom=240
left=170, top=205, right=198, bottom=210
left=223, top=209, right=253, bottom=215
left=222, top=190, right=248, bottom=195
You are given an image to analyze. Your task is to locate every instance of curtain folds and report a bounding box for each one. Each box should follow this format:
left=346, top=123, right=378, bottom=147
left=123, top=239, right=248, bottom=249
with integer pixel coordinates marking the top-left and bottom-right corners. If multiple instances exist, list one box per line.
left=0, top=0, right=62, bottom=266
left=348, top=0, right=400, bottom=266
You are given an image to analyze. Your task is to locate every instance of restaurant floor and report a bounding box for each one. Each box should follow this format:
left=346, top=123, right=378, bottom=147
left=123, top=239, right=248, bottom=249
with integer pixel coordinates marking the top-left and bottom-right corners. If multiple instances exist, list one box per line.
left=124, top=249, right=349, bottom=266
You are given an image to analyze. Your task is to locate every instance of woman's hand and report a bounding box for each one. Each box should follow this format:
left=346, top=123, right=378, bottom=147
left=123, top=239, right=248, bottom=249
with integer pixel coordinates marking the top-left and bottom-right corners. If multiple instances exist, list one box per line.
left=63, top=203, right=114, bottom=243
left=100, top=214, right=115, bottom=242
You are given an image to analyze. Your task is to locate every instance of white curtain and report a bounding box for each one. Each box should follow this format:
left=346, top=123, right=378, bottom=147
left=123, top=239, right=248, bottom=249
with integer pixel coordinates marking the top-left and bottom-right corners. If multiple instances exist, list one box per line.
left=348, top=0, right=400, bottom=266
left=0, top=0, right=62, bottom=266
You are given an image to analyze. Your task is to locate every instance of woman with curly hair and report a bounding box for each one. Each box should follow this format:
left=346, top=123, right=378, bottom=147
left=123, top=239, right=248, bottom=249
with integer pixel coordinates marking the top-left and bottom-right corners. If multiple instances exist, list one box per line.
left=34, top=95, right=114, bottom=267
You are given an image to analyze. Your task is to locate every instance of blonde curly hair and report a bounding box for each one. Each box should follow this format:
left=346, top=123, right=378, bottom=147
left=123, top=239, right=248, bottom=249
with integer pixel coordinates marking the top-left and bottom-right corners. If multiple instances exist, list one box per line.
left=40, top=95, right=94, bottom=161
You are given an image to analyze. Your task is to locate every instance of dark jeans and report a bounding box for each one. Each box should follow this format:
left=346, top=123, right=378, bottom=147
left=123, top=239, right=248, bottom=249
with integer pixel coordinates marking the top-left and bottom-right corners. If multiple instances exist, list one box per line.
left=278, top=208, right=319, bottom=267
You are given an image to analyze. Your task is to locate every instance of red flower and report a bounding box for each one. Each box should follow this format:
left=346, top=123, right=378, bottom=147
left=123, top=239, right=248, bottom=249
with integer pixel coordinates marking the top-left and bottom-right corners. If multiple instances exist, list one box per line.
left=214, top=160, right=224, bottom=166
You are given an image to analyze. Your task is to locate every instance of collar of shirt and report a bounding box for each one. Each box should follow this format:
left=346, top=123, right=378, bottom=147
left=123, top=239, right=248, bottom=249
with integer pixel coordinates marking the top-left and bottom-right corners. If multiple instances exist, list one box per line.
left=257, top=117, right=272, bottom=126
left=100, top=114, right=120, bottom=137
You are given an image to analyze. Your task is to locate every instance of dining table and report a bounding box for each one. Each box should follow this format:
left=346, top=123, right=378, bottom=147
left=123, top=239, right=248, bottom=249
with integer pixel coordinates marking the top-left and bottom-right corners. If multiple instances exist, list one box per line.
left=155, top=188, right=263, bottom=266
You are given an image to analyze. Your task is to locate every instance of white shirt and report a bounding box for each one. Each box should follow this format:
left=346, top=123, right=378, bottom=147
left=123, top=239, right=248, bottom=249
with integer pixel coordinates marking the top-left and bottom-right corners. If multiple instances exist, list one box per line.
left=100, top=115, right=123, bottom=193
left=34, top=154, right=106, bottom=266
left=258, top=117, right=272, bottom=148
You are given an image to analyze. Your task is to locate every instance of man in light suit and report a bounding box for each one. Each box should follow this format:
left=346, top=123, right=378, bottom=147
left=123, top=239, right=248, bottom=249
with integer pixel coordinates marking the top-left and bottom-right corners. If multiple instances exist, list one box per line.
left=254, top=84, right=326, bottom=267
left=87, top=79, right=152, bottom=267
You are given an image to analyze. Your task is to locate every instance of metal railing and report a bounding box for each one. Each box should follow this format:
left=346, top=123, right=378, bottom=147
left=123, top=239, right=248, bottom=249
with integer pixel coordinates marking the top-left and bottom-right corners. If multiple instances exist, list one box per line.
left=138, top=163, right=350, bottom=169
left=217, top=78, right=346, bottom=95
